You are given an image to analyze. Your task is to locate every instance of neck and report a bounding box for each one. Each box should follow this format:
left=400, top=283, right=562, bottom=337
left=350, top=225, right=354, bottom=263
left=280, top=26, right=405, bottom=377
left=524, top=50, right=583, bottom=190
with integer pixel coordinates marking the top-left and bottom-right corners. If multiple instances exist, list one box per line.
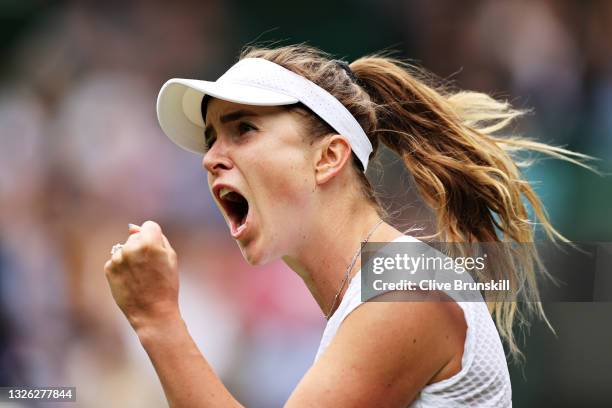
left=283, top=203, right=403, bottom=320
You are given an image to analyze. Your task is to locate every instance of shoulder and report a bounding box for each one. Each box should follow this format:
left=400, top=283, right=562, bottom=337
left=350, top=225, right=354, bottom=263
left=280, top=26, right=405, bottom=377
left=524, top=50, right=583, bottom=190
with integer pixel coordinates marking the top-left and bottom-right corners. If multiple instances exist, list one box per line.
left=287, top=293, right=467, bottom=407
left=337, top=296, right=467, bottom=384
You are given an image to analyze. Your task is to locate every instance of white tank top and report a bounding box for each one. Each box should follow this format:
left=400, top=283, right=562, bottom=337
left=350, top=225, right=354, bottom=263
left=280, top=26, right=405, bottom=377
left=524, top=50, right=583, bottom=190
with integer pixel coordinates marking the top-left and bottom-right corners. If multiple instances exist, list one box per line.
left=314, top=235, right=512, bottom=407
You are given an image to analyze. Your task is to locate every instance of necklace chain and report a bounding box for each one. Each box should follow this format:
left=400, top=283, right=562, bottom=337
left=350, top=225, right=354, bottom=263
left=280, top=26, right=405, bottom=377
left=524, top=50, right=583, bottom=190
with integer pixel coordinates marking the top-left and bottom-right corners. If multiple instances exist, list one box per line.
left=325, top=219, right=384, bottom=320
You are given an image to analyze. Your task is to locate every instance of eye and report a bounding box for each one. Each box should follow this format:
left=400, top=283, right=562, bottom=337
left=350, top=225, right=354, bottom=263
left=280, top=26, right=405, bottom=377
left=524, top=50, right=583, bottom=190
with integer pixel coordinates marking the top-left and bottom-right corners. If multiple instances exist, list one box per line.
left=237, top=121, right=257, bottom=135
left=204, top=133, right=216, bottom=151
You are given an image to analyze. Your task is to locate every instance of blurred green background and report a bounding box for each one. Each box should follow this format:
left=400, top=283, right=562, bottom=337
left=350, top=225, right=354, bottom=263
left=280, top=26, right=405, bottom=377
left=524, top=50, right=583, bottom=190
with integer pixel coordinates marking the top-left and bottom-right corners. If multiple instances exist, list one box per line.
left=1, top=0, right=611, bottom=407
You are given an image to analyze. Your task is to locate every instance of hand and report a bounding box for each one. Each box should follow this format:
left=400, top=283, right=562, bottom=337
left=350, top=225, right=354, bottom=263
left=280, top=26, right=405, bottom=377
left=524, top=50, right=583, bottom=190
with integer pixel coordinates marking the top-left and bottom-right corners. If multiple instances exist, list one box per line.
left=104, top=220, right=180, bottom=330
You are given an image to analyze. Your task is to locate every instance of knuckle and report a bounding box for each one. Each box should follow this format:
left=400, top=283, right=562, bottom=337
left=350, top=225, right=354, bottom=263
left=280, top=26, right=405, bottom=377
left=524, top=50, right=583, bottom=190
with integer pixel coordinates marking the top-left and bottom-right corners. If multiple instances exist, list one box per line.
left=105, top=259, right=121, bottom=275
left=120, top=247, right=134, bottom=261
left=122, top=240, right=139, bottom=255
left=140, top=241, right=155, bottom=254
left=125, top=240, right=157, bottom=259
left=143, top=220, right=160, bottom=231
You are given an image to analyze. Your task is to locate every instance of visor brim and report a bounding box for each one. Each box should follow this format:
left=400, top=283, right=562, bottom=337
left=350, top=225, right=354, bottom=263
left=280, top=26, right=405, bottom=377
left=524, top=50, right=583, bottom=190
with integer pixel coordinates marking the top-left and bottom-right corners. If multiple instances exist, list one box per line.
left=156, top=78, right=299, bottom=154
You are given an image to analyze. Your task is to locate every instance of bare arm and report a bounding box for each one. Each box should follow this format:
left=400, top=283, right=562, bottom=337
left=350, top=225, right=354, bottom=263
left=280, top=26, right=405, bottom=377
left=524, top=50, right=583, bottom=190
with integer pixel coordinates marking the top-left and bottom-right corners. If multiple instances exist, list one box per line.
left=135, top=312, right=242, bottom=408
left=105, top=221, right=465, bottom=407
left=104, top=221, right=242, bottom=408
left=285, top=299, right=467, bottom=408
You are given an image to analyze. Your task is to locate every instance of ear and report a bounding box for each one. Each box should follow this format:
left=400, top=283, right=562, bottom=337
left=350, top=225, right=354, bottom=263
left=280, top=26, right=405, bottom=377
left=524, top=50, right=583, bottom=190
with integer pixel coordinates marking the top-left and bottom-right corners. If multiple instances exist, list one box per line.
left=314, top=134, right=353, bottom=185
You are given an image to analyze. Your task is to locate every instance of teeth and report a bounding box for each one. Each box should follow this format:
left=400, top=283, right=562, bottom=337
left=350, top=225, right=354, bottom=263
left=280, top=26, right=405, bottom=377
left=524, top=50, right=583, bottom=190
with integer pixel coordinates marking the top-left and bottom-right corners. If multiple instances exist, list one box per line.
left=219, top=187, right=233, bottom=200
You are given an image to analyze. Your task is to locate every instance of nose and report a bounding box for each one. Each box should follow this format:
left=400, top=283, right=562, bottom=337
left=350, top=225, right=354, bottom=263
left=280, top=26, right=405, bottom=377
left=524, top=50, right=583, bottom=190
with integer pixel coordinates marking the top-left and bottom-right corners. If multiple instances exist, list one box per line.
left=202, top=143, right=233, bottom=175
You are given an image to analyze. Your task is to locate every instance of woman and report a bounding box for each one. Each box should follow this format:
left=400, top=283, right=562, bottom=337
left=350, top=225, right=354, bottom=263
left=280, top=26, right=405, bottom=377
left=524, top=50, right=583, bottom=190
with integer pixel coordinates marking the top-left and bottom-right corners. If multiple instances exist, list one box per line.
left=104, top=45, right=589, bottom=407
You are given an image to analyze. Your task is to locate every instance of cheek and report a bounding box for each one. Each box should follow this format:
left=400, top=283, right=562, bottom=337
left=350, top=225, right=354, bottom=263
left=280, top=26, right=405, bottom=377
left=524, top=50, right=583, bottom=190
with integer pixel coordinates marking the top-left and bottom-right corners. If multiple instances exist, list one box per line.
left=266, top=161, right=311, bottom=207
left=207, top=173, right=214, bottom=192
left=249, top=147, right=314, bottom=219
left=206, top=173, right=218, bottom=206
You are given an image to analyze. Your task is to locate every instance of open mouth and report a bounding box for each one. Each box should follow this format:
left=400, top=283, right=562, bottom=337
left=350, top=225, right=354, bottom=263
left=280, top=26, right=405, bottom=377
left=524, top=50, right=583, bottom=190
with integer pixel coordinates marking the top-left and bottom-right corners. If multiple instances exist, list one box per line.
left=216, top=186, right=250, bottom=238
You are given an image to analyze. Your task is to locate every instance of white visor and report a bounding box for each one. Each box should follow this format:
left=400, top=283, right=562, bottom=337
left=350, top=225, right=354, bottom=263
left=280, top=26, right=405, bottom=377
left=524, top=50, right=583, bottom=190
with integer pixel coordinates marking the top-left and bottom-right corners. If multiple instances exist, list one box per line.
left=156, top=58, right=373, bottom=170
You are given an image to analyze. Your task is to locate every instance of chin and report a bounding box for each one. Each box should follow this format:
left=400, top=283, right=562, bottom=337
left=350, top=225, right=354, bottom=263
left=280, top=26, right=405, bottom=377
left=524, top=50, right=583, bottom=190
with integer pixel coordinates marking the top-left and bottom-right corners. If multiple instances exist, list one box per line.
left=238, top=239, right=271, bottom=266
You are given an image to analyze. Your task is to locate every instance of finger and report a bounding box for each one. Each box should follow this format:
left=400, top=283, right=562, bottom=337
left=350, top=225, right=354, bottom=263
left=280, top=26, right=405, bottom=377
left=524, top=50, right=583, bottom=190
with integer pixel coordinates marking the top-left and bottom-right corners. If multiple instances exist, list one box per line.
left=111, top=246, right=124, bottom=264
left=161, top=233, right=173, bottom=251
left=104, top=257, right=122, bottom=274
left=139, top=220, right=164, bottom=246
left=161, top=234, right=177, bottom=265
left=104, top=259, right=118, bottom=279
left=122, top=229, right=143, bottom=253
left=128, top=223, right=141, bottom=235
left=123, top=224, right=144, bottom=251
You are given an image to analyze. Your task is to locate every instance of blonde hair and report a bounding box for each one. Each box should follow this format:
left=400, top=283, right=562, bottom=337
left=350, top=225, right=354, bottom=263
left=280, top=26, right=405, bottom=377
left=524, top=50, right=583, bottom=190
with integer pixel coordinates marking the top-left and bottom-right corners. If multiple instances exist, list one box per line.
left=241, top=44, right=595, bottom=359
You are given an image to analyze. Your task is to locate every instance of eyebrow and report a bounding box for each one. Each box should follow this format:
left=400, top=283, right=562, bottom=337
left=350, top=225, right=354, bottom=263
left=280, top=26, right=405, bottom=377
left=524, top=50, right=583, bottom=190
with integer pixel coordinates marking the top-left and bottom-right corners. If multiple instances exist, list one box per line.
left=204, top=109, right=259, bottom=142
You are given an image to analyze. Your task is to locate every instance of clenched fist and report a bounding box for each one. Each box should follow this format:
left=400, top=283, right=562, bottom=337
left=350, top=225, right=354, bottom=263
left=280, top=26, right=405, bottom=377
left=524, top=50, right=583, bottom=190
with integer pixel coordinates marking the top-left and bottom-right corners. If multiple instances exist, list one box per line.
left=104, top=220, right=180, bottom=330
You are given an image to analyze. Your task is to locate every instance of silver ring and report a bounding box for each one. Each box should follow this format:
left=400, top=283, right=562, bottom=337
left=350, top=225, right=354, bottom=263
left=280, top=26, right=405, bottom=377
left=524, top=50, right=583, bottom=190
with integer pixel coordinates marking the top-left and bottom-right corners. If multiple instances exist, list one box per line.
left=111, top=243, right=124, bottom=255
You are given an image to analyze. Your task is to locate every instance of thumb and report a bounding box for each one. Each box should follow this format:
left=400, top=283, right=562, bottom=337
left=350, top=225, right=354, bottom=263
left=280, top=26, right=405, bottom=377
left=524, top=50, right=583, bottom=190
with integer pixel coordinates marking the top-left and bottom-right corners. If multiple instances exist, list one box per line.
left=140, top=220, right=164, bottom=246
left=161, top=233, right=175, bottom=251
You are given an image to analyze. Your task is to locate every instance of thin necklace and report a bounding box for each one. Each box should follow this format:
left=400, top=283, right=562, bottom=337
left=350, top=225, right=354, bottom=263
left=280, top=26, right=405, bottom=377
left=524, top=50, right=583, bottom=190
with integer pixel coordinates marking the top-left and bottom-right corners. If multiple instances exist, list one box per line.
left=325, top=219, right=384, bottom=320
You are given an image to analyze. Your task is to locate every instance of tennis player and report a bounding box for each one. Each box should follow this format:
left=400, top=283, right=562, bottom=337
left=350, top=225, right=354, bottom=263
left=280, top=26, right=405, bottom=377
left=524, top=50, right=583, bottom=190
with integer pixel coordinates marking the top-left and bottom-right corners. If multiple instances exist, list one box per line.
left=104, top=45, right=590, bottom=407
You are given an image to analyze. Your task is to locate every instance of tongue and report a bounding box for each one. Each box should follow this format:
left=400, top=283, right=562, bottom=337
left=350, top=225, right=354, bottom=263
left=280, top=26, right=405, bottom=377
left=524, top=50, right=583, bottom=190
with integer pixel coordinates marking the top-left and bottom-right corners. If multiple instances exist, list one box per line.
left=231, top=218, right=248, bottom=238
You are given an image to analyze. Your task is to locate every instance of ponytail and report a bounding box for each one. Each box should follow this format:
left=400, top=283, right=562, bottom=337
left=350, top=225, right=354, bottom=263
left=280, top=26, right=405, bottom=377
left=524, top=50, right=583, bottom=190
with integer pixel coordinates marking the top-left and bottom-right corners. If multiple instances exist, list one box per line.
left=241, top=45, right=596, bottom=360
left=351, top=56, right=594, bottom=359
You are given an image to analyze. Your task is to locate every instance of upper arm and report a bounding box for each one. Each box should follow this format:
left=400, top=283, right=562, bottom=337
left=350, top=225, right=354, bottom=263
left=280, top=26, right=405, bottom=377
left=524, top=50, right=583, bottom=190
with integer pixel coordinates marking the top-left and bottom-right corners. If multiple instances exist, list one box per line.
left=285, top=298, right=467, bottom=408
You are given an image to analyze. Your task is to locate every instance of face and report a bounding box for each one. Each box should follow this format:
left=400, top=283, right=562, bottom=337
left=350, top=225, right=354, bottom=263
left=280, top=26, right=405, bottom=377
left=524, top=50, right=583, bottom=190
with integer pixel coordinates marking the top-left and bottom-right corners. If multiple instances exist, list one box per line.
left=203, top=99, right=317, bottom=265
